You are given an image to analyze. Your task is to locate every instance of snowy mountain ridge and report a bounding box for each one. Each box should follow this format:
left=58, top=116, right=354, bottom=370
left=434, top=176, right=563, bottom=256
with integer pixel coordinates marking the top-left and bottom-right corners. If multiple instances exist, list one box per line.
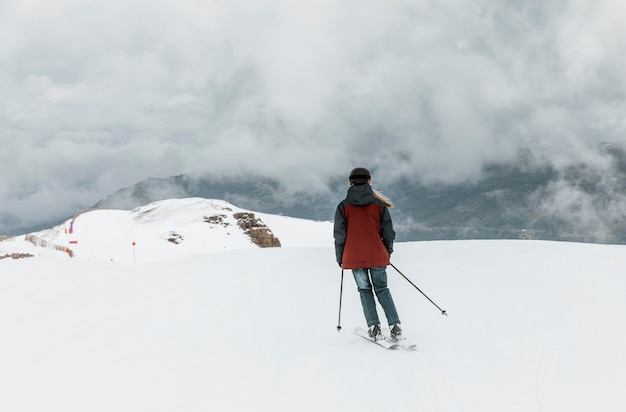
left=1, top=198, right=332, bottom=262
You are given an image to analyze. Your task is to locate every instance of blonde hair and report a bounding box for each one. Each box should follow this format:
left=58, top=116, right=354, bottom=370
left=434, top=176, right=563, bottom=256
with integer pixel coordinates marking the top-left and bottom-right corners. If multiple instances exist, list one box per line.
left=373, top=189, right=394, bottom=208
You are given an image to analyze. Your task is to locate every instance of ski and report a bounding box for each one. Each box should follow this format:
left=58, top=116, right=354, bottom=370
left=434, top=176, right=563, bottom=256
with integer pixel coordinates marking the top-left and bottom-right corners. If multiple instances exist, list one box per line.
left=353, top=327, right=399, bottom=349
left=381, top=327, right=417, bottom=351
left=353, top=327, right=417, bottom=351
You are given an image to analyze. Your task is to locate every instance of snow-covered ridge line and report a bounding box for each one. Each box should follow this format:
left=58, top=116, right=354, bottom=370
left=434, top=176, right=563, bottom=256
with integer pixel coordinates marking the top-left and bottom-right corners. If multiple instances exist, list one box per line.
left=0, top=198, right=333, bottom=262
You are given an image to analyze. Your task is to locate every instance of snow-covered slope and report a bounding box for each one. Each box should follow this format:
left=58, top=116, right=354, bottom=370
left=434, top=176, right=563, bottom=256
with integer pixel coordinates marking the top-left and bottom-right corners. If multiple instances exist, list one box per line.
left=1, top=199, right=625, bottom=412
left=2, top=198, right=332, bottom=262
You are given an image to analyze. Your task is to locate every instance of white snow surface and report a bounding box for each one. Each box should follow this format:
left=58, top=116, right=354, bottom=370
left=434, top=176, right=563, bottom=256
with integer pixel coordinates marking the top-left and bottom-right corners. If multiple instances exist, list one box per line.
left=1, top=198, right=625, bottom=411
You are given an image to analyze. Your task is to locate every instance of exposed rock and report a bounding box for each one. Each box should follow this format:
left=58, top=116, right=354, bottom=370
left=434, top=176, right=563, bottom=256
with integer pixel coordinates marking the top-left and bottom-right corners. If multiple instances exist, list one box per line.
left=233, top=212, right=281, bottom=248
left=0, top=253, right=34, bottom=260
left=204, top=214, right=230, bottom=227
left=166, top=232, right=184, bottom=244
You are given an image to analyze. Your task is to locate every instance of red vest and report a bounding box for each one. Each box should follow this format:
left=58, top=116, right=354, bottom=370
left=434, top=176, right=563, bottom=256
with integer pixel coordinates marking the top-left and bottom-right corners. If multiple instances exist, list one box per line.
left=341, top=203, right=391, bottom=269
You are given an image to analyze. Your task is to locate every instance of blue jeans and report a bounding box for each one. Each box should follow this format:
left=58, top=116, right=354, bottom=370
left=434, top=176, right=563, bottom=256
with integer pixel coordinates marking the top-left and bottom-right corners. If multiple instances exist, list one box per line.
left=352, top=267, right=400, bottom=327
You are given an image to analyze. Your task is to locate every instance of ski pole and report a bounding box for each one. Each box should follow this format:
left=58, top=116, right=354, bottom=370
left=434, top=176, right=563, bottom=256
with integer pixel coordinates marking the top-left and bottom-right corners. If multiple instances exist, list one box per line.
left=337, top=269, right=344, bottom=332
left=390, top=263, right=448, bottom=316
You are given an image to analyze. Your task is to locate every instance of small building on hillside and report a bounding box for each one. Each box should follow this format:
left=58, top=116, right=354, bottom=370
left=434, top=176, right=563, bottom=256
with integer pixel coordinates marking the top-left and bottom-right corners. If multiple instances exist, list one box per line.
left=519, top=229, right=537, bottom=240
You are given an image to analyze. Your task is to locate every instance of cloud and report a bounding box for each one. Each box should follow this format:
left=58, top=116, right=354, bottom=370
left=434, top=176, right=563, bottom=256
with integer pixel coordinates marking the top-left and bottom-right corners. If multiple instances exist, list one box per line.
left=529, top=153, right=626, bottom=243
left=1, top=0, right=625, bottom=232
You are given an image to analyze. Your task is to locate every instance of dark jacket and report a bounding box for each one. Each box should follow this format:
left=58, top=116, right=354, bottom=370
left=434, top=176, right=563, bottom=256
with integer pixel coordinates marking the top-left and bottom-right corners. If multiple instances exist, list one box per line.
left=334, top=184, right=395, bottom=269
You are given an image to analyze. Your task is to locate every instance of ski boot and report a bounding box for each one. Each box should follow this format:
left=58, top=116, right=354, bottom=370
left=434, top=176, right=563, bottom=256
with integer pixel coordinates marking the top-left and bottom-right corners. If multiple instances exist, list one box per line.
left=368, top=324, right=382, bottom=341
left=390, top=324, right=403, bottom=341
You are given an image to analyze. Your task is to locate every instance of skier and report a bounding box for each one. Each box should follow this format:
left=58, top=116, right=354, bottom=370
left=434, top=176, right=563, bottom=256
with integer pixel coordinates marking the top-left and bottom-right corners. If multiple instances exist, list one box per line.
left=334, top=167, right=403, bottom=341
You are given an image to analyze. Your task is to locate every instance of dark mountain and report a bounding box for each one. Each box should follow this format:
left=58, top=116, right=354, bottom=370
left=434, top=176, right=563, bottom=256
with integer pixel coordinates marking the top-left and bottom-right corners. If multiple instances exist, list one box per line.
left=95, top=145, right=626, bottom=244
left=95, top=174, right=338, bottom=223
left=387, top=164, right=557, bottom=241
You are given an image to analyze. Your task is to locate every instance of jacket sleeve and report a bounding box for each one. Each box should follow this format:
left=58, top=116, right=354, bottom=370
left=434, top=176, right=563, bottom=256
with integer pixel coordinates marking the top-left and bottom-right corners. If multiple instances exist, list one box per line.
left=380, top=205, right=395, bottom=255
left=333, top=204, right=347, bottom=266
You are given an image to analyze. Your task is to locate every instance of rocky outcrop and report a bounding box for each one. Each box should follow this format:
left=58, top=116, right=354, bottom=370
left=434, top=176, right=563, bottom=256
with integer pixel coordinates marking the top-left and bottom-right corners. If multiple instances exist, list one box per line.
left=233, top=212, right=281, bottom=248
left=0, top=253, right=34, bottom=260
left=166, top=232, right=184, bottom=244
left=203, top=214, right=230, bottom=227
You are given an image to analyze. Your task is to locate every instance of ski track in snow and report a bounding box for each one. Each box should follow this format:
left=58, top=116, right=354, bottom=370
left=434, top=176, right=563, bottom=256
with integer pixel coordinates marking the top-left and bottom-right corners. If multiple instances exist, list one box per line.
left=1, top=199, right=626, bottom=411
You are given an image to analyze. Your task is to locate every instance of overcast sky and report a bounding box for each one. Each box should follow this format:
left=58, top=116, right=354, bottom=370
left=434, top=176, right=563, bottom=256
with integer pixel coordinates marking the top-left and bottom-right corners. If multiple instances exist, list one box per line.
left=2, top=0, right=625, bottom=233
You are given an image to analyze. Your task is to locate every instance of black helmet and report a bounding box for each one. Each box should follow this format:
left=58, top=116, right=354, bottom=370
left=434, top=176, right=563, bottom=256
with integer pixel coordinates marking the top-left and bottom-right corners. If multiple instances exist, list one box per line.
left=349, top=167, right=371, bottom=185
